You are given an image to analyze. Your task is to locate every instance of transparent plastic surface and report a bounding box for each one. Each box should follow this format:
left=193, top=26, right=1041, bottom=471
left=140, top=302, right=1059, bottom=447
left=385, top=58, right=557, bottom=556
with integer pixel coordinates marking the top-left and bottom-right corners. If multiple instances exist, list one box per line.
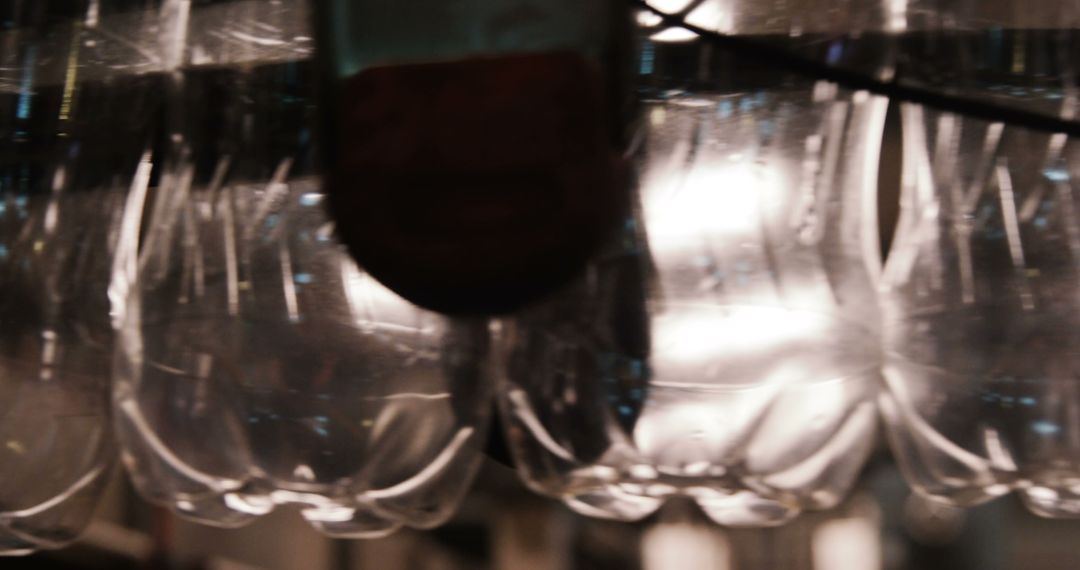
left=112, top=1, right=492, bottom=538
left=640, top=0, right=1080, bottom=119
left=878, top=1, right=1080, bottom=518
left=0, top=2, right=162, bottom=555
left=888, top=1, right=1080, bottom=119
left=495, top=20, right=887, bottom=526
left=881, top=105, right=1080, bottom=517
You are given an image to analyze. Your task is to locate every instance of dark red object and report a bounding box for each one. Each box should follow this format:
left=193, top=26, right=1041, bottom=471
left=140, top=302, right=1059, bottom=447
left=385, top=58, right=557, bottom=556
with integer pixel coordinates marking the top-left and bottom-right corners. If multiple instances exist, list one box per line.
left=325, top=51, right=624, bottom=315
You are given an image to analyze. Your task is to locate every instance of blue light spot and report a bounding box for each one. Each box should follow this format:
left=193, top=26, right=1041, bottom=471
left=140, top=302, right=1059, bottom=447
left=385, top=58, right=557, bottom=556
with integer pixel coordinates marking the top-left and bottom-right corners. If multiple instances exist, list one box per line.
left=1020, top=397, right=1037, bottom=406
left=1034, top=217, right=1048, bottom=229
left=1033, top=421, right=1061, bottom=435
left=294, top=273, right=313, bottom=286
left=619, top=405, right=634, bottom=417
left=264, top=214, right=279, bottom=228
left=16, top=47, right=36, bottom=120
left=740, top=97, right=755, bottom=112
left=1043, top=167, right=1070, bottom=183
left=827, top=41, right=844, bottom=65
left=0, top=244, right=8, bottom=259
left=639, top=42, right=655, bottom=75
left=300, top=192, right=323, bottom=207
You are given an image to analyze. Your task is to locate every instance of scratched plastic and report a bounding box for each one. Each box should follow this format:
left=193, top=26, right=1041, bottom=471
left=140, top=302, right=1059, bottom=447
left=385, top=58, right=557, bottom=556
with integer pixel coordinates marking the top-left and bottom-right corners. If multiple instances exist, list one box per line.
left=111, top=1, right=493, bottom=538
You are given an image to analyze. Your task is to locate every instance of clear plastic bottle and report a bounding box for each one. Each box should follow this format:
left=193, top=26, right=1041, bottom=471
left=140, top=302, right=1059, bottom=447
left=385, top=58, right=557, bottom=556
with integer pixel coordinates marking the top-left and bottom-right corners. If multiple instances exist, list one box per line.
left=0, top=1, right=162, bottom=554
left=495, top=0, right=891, bottom=527
left=880, top=1, right=1080, bottom=518
left=112, top=0, right=493, bottom=538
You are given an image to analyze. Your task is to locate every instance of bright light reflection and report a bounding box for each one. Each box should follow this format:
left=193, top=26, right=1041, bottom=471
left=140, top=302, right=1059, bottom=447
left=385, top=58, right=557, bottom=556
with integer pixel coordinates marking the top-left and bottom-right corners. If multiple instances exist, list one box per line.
left=650, top=28, right=700, bottom=43
left=643, top=523, right=731, bottom=570
left=224, top=493, right=274, bottom=516
left=813, top=517, right=882, bottom=570
left=651, top=306, right=829, bottom=366
left=302, top=505, right=356, bottom=523
left=634, top=398, right=775, bottom=471
left=685, top=0, right=735, bottom=34
left=646, top=0, right=696, bottom=13
left=645, top=162, right=775, bottom=253
left=887, top=0, right=908, bottom=32
left=637, top=11, right=664, bottom=27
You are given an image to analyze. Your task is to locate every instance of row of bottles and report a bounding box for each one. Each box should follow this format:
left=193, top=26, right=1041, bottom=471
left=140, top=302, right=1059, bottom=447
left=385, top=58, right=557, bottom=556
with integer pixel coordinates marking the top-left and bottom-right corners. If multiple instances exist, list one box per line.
left=1, top=0, right=1080, bottom=556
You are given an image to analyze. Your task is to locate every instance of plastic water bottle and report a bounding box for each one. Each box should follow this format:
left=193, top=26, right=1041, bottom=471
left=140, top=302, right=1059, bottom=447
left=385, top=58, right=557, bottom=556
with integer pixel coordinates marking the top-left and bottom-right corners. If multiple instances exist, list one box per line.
left=495, top=0, right=890, bottom=527
left=0, top=1, right=162, bottom=554
left=112, top=0, right=494, bottom=538
left=880, top=2, right=1080, bottom=518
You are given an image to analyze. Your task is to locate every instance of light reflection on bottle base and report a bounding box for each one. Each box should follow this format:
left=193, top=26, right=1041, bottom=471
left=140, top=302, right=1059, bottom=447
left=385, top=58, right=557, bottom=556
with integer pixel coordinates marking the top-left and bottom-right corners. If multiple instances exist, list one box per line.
left=0, top=466, right=112, bottom=556
left=881, top=346, right=1080, bottom=517
left=169, top=494, right=261, bottom=529
left=501, top=304, right=880, bottom=527
left=1021, top=486, right=1080, bottom=518
left=307, top=519, right=402, bottom=540
left=563, top=488, right=664, bottom=521
left=691, top=489, right=800, bottom=528
left=558, top=485, right=801, bottom=527
left=113, top=293, right=492, bottom=537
